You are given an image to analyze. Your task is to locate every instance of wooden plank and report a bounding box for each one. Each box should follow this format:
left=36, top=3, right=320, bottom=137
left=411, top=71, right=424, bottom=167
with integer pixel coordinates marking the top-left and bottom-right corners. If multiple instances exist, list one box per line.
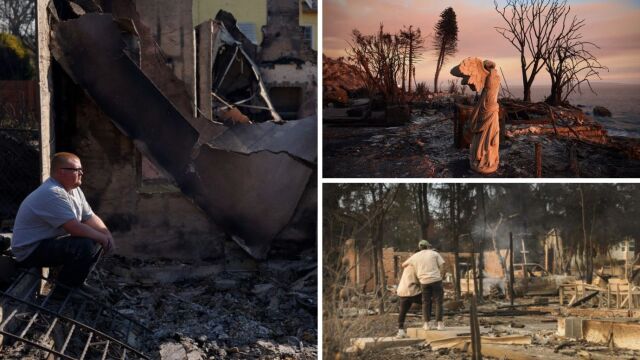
left=347, top=337, right=423, bottom=352
left=430, top=335, right=532, bottom=350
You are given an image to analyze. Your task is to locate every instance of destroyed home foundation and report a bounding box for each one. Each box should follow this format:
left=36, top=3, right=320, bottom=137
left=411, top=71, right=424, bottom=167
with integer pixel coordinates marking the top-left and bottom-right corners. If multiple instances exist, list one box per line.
left=323, top=183, right=640, bottom=359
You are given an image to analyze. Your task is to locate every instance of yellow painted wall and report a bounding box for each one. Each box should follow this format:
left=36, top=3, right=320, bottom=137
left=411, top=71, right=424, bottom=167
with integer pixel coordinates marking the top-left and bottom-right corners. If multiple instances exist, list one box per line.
left=193, top=0, right=316, bottom=50
left=193, top=0, right=268, bottom=44
left=299, top=1, right=317, bottom=50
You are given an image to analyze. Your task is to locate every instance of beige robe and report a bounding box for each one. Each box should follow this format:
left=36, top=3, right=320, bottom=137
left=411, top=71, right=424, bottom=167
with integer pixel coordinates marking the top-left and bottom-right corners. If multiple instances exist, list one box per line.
left=469, top=69, right=500, bottom=174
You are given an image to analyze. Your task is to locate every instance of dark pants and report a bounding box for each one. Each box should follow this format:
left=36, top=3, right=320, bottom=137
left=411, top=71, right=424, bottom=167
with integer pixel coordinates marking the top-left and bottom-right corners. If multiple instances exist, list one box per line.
left=421, top=281, right=444, bottom=322
left=18, top=236, right=101, bottom=287
left=398, top=293, right=422, bottom=329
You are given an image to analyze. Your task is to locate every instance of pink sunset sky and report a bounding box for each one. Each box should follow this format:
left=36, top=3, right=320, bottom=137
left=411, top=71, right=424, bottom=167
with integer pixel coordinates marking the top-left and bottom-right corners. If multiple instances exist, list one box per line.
left=323, top=0, right=640, bottom=86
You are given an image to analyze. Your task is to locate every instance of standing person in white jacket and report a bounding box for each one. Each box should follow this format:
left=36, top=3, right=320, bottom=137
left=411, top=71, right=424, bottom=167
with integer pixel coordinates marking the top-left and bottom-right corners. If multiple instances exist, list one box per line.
left=395, top=255, right=422, bottom=338
left=402, top=240, right=445, bottom=330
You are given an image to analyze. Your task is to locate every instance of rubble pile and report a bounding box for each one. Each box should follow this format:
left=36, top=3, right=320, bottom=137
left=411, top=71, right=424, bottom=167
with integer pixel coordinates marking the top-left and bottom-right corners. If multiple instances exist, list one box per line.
left=91, top=253, right=317, bottom=359
left=324, top=105, right=640, bottom=177
left=322, top=56, right=366, bottom=106
left=336, top=304, right=640, bottom=360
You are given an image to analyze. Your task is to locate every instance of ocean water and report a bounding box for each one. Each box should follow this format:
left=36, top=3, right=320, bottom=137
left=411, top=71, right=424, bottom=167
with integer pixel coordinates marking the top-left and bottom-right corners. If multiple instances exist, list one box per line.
left=505, top=83, right=640, bottom=138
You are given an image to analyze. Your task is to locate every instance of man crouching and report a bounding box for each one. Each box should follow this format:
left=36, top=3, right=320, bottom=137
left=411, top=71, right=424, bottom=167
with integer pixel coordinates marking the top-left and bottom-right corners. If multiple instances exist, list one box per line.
left=11, top=152, right=114, bottom=295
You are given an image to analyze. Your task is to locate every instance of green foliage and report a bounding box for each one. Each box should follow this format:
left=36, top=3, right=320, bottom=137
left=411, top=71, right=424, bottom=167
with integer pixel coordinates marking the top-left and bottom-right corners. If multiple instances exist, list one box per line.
left=0, top=32, right=34, bottom=80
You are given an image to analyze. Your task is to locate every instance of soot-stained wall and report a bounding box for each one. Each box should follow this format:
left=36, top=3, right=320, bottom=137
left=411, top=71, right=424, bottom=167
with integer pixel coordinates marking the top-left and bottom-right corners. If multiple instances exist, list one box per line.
left=58, top=92, right=225, bottom=261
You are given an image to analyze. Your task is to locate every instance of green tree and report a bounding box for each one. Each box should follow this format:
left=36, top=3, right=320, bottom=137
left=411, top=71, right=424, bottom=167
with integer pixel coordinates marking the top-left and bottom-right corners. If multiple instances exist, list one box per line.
left=0, top=0, right=35, bottom=51
left=432, top=7, right=458, bottom=93
left=0, top=32, right=34, bottom=80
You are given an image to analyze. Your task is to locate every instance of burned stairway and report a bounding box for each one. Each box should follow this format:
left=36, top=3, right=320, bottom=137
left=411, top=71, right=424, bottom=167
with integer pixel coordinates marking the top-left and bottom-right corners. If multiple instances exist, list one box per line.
left=49, top=11, right=317, bottom=259
left=0, top=268, right=150, bottom=359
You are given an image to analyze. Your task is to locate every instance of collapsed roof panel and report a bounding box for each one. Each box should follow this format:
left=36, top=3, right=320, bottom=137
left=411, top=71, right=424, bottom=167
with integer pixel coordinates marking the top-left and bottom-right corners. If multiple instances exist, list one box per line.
left=189, top=148, right=312, bottom=257
left=207, top=118, right=317, bottom=164
left=50, top=13, right=316, bottom=259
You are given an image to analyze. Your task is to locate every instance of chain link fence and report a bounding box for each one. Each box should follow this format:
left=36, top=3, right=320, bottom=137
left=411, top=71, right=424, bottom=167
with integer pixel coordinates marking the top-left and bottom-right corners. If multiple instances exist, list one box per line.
left=0, top=80, right=40, bottom=229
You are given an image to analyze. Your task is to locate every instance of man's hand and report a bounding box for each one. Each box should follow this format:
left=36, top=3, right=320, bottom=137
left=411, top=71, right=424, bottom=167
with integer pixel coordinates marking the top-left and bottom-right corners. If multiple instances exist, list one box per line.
left=83, top=214, right=115, bottom=253
left=103, top=232, right=115, bottom=253
left=93, top=231, right=115, bottom=253
left=62, top=218, right=115, bottom=253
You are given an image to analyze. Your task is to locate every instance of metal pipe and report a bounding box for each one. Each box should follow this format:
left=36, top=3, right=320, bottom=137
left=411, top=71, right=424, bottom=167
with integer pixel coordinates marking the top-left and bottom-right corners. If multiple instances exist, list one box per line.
left=79, top=332, right=94, bottom=360
left=213, top=45, right=239, bottom=93
left=0, top=329, right=75, bottom=360
left=59, top=324, right=76, bottom=354
left=0, top=309, right=18, bottom=330
left=101, top=340, right=111, bottom=360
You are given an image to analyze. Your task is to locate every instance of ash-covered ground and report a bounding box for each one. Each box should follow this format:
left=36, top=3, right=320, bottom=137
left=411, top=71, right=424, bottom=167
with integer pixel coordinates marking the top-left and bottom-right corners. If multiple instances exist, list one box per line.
left=323, top=107, right=640, bottom=178
left=326, top=299, right=640, bottom=360
left=93, top=251, right=318, bottom=359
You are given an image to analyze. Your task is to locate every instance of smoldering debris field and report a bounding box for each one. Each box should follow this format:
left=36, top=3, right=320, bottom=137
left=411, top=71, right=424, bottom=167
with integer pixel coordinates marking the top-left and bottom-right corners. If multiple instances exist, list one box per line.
left=1, top=252, right=317, bottom=360
left=323, top=183, right=640, bottom=359
left=323, top=102, right=640, bottom=178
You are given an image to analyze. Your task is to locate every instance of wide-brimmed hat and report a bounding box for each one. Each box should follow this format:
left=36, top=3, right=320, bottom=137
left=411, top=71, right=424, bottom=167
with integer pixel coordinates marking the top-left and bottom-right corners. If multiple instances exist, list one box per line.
left=419, top=240, right=430, bottom=248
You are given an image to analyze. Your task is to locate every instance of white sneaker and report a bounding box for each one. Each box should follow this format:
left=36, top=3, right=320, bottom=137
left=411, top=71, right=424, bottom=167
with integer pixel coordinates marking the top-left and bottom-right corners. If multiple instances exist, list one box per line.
left=423, top=322, right=435, bottom=330
left=437, top=321, right=445, bottom=331
left=396, top=329, right=407, bottom=338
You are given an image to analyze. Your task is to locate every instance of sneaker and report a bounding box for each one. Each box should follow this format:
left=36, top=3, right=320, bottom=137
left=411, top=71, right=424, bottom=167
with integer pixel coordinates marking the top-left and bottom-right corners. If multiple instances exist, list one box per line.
left=437, top=321, right=445, bottom=331
left=396, top=329, right=407, bottom=338
left=423, top=322, right=435, bottom=330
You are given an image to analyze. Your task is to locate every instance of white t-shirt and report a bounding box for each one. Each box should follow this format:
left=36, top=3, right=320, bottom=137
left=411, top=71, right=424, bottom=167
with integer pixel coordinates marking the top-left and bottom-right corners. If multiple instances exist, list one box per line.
left=403, top=249, right=445, bottom=285
left=11, top=178, right=94, bottom=261
left=397, top=264, right=421, bottom=297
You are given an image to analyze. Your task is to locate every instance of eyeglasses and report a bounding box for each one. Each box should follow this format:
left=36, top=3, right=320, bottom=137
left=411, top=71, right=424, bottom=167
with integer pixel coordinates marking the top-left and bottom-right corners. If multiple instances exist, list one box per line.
left=61, top=167, right=83, bottom=173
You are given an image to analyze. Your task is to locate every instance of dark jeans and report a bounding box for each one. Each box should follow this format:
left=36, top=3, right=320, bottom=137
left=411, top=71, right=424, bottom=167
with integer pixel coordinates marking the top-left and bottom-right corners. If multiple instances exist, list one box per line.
left=18, top=236, right=101, bottom=287
left=398, top=293, right=422, bottom=329
left=421, top=280, right=444, bottom=322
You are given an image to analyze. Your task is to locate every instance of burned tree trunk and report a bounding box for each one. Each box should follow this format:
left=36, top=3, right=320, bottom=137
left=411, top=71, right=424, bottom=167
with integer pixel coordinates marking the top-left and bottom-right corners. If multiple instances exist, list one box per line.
left=413, top=183, right=431, bottom=241
left=494, top=0, right=569, bottom=103
left=579, top=185, right=593, bottom=284
left=477, top=184, right=487, bottom=300
left=367, top=184, right=398, bottom=313
left=509, top=232, right=515, bottom=305
left=450, top=184, right=461, bottom=301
